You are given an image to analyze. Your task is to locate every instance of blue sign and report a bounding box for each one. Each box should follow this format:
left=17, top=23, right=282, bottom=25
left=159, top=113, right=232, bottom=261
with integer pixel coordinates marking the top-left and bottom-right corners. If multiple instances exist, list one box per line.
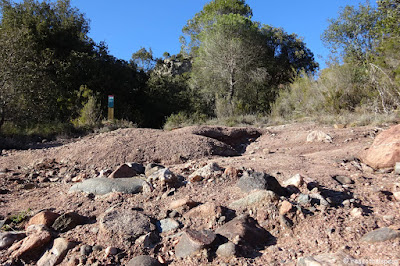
left=108, top=95, right=114, bottom=108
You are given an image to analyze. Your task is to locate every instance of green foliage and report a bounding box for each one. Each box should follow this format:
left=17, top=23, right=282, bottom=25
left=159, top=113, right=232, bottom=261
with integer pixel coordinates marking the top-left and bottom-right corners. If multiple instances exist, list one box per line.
left=72, top=86, right=102, bottom=128
left=181, top=0, right=252, bottom=56
left=1, top=209, right=31, bottom=231
left=322, top=3, right=379, bottom=63
left=131, top=47, right=156, bottom=72
left=163, top=111, right=208, bottom=130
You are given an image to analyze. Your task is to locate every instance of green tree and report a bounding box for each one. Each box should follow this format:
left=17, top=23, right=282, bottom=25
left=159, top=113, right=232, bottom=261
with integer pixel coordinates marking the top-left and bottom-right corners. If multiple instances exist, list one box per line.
left=321, top=3, right=379, bottom=63
left=131, top=47, right=156, bottom=72
left=181, top=0, right=252, bottom=56
left=191, top=14, right=265, bottom=117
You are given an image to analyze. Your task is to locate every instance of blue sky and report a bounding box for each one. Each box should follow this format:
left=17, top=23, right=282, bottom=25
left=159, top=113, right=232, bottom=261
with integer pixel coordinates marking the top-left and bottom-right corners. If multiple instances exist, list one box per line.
left=39, top=1, right=373, bottom=69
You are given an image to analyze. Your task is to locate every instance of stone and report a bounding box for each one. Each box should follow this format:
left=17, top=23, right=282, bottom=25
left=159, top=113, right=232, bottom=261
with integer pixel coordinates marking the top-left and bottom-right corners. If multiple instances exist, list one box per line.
left=283, top=174, right=304, bottom=188
left=215, top=215, right=271, bottom=247
left=224, top=166, right=239, bottom=179
left=52, top=212, right=86, bottom=233
left=297, top=194, right=311, bottom=205
left=350, top=208, right=363, bottom=218
left=145, top=163, right=165, bottom=177
left=127, top=255, right=161, bottom=266
left=216, top=241, right=236, bottom=258
left=104, top=246, right=118, bottom=256
left=279, top=200, right=293, bottom=215
left=184, top=202, right=222, bottom=219
left=237, top=171, right=287, bottom=196
left=80, top=244, right=92, bottom=256
left=175, top=229, right=216, bottom=258
left=37, top=238, right=74, bottom=266
left=147, top=168, right=177, bottom=184
left=10, top=225, right=52, bottom=260
left=360, top=227, right=400, bottom=243
left=0, top=232, right=25, bottom=250
left=395, top=162, right=400, bottom=174
left=393, top=191, right=400, bottom=201
left=99, top=205, right=154, bottom=244
left=25, top=211, right=60, bottom=229
left=109, top=163, right=138, bottom=178
left=306, top=130, right=333, bottom=143
left=229, top=190, right=278, bottom=209
left=69, top=178, right=145, bottom=195
left=333, top=175, right=354, bottom=185
left=156, top=218, right=179, bottom=233
left=297, top=252, right=358, bottom=266
left=189, top=162, right=222, bottom=181
left=361, top=124, right=400, bottom=169
left=169, top=198, right=198, bottom=209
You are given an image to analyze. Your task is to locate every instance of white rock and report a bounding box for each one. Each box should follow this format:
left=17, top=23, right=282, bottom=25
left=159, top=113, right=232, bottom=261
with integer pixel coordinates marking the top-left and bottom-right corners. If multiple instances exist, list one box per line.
left=306, top=131, right=333, bottom=143
left=283, top=174, right=304, bottom=188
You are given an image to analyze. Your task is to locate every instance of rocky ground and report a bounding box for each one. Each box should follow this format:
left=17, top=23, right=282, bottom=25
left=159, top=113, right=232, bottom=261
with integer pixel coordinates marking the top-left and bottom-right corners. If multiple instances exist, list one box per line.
left=1, top=122, right=400, bottom=266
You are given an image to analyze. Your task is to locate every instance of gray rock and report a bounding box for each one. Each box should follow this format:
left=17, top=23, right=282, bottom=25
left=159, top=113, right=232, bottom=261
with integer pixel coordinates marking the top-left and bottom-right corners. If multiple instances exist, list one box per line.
left=175, top=229, right=216, bottom=258
left=306, top=130, right=333, bottom=143
left=127, top=255, right=161, bottom=266
left=297, top=252, right=359, bottom=266
left=69, top=178, right=145, bottom=195
left=37, top=238, right=75, bottom=266
left=297, top=194, right=311, bottom=205
left=333, top=175, right=354, bottom=185
left=216, top=242, right=236, bottom=258
left=145, top=163, right=165, bottom=177
left=99, top=205, right=154, bottom=243
left=156, top=218, right=179, bottom=233
left=0, top=231, right=25, bottom=250
left=361, top=227, right=400, bottom=243
left=52, top=212, right=86, bottom=233
left=237, top=171, right=287, bottom=196
left=147, top=168, right=177, bottom=184
left=80, top=244, right=92, bottom=256
left=395, top=162, right=400, bottom=174
left=229, top=190, right=278, bottom=209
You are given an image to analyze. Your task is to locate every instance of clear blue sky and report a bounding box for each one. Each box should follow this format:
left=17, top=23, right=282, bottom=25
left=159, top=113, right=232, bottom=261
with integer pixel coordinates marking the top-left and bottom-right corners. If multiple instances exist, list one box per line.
left=66, top=1, right=373, bottom=69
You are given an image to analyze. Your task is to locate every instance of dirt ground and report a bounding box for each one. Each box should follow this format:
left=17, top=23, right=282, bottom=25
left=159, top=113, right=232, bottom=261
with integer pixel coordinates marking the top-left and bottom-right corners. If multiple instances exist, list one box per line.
left=1, top=122, right=400, bottom=265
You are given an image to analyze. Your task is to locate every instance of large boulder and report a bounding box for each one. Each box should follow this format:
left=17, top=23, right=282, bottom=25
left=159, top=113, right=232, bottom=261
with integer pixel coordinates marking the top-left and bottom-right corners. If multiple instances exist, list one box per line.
left=69, top=178, right=145, bottom=195
left=361, top=124, right=400, bottom=169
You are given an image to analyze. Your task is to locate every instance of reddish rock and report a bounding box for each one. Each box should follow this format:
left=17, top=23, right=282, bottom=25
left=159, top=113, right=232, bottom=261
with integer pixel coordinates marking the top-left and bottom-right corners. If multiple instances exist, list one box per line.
left=183, top=202, right=222, bottom=219
left=10, top=225, right=52, bottom=260
left=109, top=163, right=138, bottom=178
left=25, top=211, right=60, bottom=229
left=224, top=166, right=239, bottom=179
left=169, top=198, right=198, bottom=209
left=279, top=200, right=293, bottom=215
left=361, top=125, right=400, bottom=169
left=37, top=238, right=75, bottom=266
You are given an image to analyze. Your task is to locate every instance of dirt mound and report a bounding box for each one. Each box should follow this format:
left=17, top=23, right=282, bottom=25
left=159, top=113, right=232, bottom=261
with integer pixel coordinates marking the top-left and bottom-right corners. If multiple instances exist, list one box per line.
left=1, top=126, right=263, bottom=170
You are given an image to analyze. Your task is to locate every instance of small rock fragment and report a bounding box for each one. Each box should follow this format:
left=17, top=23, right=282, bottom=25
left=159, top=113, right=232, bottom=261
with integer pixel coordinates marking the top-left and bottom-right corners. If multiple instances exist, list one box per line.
left=37, top=238, right=75, bottom=266
left=216, top=241, right=236, bottom=258
left=229, top=190, right=278, bottom=209
left=25, top=211, right=60, bottom=229
left=175, top=229, right=216, bottom=258
left=306, top=130, right=333, bottom=143
left=237, top=171, right=287, bottom=196
left=350, top=208, right=363, bottom=218
left=0, top=232, right=25, bottom=250
left=361, top=227, right=400, bottom=243
left=156, top=218, right=179, bottom=233
left=283, top=174, right=304, bottom=188
left=127, top=255, right=161, bottom=266
left=279, top=200, right=293, bottom=215
left=169, top=198, right=198, bottom=210
left=52, top=212, right=86, bottom=233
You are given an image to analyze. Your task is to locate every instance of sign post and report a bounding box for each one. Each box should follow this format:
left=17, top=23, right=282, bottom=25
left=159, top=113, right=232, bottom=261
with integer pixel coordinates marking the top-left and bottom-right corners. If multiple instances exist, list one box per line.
left=108, top=95, right=114, bottom=121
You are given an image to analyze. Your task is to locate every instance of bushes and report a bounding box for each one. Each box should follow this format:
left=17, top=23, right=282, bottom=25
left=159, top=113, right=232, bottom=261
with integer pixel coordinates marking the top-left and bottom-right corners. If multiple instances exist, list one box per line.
left=271, top=63, right=400, bottom=125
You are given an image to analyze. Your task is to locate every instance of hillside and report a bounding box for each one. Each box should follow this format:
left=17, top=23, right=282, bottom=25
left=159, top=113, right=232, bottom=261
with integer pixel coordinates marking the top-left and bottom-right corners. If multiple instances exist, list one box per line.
left=1, top=122, right=399, bottom=265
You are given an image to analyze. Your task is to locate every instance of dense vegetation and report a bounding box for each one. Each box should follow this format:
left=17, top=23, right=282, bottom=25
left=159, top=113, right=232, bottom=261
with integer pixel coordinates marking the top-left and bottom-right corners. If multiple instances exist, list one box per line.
left=1, top=0, right=398, bottom=139
left=272, top=0, right=400, bottom=125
